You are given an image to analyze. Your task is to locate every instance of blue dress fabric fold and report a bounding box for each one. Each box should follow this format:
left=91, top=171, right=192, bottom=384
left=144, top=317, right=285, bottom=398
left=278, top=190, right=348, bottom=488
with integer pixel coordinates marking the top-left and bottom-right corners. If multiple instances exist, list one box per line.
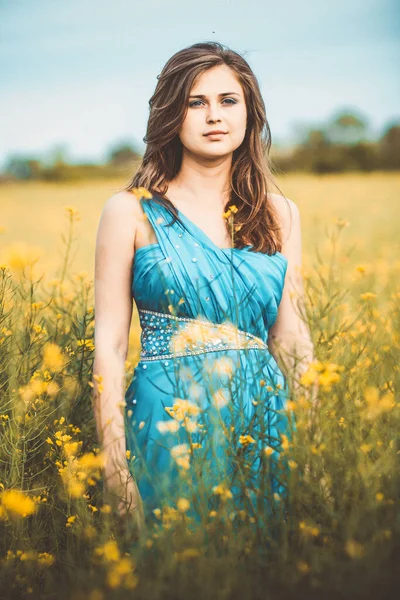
left=124, top=194, right=290, bottom=518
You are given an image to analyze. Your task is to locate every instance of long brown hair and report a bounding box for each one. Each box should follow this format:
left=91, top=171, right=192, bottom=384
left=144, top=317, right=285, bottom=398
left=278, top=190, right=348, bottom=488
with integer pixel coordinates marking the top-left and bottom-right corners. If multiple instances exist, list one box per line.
left=121, top=41, right=292, bottom=254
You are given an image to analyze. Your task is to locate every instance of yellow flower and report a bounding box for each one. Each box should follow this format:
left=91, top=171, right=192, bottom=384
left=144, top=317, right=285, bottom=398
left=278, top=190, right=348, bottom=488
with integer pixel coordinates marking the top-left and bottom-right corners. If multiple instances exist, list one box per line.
left=177, top=498, right=190, bottom=513
left=19, top=551, right=38, bottom=561
left=333, top=217, right=349, bottom=229
left=38, top=552, right=55, bottom=567
left=239, top=434, right=256, bottom=447
left=63, top=441, right=82, bottom=457
left=0, top=490, right=37, bottom=518
left=107, top=556, right=138, bottom=589
left=212, top=356, right=235, bottom=377
left=318, top=369, right=341, bottom=389
left=66, top=515, right=77, bottom=527
left=78, top=452, right=105, bottom=470
left=64, top=205, right=81, bottom=221
left=42, top=342, right=65, bottom=370
left=264, top=446, right=274, bottom=457
left=345, top=539, right=365, bottom=559
left=297, top=561, right=311, bottom=574
left=355, top=264, right=368, bottom=275
left=182, top=418, right=199, bottom=433
left=171, top=322, right=217, bottom=354
left=55, top=431, right=72, bottom=444
left=156, top=419, right=180, bottom=434
left=95, top=540, right=120, bottom=562
left=130, top=187, right=152, bottom=200
left=46, top=381, right=60, bottom=397
left=360, top=292, right=377, bottom=301
left=212, top=388, right=231, bottom=409
left=4, top=243, right=43, bottom=274
left=280, top=434, right=290, bottom=451
left=170, top=443, right=191, bottom=470
left=300, top=360, right=343, bottom=390
left=223, top=205, right=238, bottom=219
left=83, top=526, right=97, bottom=540
left=360, top=444, right=372, bottom=454
left=77, top=339, right=95, bottom=351
left=165, top=398, right=201, bottom=421
left=212, top=483, right=233, bottom=500
left=361, top=386, right=395, bottom=420
left=32, top=324, right=47, bottom=336
left=299, top=522, right=320, bottom=537
left=300, top=367, right=318, bottom=387
left=310, top=443, right=326, bottom=454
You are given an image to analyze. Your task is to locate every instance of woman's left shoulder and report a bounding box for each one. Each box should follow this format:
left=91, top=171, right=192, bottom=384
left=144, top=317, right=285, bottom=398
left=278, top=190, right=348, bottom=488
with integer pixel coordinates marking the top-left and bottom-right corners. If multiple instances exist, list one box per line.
left=267, top=193, right=300, bottom=239
left=267, top=192, right=299, bottom=216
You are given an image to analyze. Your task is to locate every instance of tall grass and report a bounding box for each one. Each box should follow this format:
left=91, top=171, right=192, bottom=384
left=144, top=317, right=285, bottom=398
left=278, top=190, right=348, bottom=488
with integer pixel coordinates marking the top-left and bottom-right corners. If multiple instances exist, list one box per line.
left=0, top=178, right=398, bottom=600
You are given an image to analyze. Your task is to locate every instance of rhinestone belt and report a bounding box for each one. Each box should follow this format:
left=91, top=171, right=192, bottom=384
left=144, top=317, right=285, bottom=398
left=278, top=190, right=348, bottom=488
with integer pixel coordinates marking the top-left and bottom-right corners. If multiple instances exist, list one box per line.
left=138, top=308, right=268, bottom=361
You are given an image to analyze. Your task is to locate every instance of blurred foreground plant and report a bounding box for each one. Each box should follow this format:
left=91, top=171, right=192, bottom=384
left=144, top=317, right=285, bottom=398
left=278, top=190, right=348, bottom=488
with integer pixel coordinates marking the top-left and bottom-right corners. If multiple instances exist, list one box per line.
left=0, top=208, right=398, bottom=600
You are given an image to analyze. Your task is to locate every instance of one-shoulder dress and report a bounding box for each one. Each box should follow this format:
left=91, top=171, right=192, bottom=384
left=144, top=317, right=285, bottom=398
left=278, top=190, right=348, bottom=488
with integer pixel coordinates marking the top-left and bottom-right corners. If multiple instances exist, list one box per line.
left=124, top=194, right=290, bottom=518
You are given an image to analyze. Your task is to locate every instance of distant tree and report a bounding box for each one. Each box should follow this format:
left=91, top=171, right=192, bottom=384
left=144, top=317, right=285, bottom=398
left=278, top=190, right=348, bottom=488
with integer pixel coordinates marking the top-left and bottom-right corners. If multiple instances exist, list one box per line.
left=45, top=144, right=70, bottom=167
left=327, top=110, right=370, bottom=145
left=3, top=155, right=42, bottom=180
left=108, top=142, right=141, bottom=166
left=379, top=122, right=400, bottom=169
left=304, top=129, right=330, bottom=150
left=343, top=142, right=377, bottom=172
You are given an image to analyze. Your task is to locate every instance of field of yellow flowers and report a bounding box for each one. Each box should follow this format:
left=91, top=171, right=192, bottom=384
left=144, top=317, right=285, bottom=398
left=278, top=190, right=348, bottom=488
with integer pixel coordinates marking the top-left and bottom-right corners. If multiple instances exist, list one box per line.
left=0, top=173, right=399, bottom=600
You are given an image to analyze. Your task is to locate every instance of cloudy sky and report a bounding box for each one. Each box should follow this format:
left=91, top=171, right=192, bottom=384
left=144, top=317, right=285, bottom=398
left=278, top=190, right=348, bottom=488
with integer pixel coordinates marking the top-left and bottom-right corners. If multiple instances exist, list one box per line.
left=0, top=0, right=399, bottom=168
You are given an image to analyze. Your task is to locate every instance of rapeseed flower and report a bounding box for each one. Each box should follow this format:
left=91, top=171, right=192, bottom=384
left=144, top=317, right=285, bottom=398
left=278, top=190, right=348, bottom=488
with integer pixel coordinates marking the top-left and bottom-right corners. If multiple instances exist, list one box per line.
left=0, top=489, right=37, bottom=519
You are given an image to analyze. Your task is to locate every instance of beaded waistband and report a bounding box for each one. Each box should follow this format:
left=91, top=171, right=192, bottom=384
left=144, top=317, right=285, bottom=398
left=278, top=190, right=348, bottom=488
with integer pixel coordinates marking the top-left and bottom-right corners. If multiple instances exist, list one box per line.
left=138, top=308, right=268, bottom=361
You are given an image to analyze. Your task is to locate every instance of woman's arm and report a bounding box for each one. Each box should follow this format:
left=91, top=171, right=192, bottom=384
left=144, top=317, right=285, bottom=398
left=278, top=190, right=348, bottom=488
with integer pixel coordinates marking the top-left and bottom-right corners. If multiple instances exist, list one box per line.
left=92, top=191, right=138, bottom=490
left=267, top=195, right=317, bottom=400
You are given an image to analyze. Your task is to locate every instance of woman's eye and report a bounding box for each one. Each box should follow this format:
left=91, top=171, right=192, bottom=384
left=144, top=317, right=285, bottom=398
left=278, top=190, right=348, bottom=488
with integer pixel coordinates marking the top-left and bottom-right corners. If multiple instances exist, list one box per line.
left=188, top=98, right=237, bottom=107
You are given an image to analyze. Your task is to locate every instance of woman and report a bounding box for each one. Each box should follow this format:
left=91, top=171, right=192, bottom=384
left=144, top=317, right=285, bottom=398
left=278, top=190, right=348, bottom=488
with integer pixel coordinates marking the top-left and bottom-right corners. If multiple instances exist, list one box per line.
left=92, top=41, right=316, bottom=532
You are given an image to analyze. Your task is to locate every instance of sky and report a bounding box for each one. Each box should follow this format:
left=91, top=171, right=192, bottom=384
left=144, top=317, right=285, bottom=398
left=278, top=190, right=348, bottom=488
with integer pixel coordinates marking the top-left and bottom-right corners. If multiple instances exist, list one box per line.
left=0, top=0, right=399, bottom=169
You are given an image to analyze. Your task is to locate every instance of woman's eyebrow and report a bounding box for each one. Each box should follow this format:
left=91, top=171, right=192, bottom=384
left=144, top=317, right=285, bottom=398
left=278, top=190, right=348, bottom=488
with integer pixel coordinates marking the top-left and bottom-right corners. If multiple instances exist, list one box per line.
left=188, top=92, right=241, bottom=98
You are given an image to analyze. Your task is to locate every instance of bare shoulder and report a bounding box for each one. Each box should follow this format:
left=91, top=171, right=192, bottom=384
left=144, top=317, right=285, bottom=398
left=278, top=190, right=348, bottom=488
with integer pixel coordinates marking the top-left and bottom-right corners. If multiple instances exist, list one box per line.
left=94, top=190, right=140, bottom=355
left=95, top=190, right=140, bottom=267
left=101, top=189, right=141, bottom=220
left=267, top=192, right=299, bottom=218
left=267, top=192, right=299, bottom=241
left=98, top=190, right=143, bottom=242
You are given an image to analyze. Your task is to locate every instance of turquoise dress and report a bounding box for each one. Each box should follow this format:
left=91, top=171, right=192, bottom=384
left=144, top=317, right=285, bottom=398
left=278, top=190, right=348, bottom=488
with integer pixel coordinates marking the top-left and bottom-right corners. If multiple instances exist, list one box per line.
left=125, top=194, right=290, bottom=520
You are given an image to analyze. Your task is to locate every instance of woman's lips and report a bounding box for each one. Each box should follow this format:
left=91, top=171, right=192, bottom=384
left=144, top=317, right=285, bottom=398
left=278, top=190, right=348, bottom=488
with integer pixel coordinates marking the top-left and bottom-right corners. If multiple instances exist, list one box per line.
left=204, top=132, right=227, bottom=139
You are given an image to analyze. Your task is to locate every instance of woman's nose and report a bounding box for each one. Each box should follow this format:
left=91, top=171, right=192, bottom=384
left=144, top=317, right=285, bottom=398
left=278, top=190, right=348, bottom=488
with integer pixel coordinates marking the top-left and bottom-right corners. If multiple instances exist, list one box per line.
left=206, top=104, right=222, bottom=123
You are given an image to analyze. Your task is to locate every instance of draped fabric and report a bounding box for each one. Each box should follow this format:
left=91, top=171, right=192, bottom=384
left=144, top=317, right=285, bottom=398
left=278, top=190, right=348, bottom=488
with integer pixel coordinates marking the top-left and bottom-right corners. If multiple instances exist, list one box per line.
left=125, top=195, right=291, bottom=518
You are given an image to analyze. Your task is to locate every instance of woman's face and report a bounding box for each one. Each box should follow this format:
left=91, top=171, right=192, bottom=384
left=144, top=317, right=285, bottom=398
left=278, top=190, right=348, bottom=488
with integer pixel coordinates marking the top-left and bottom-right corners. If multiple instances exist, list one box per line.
left=178, top=64, right=247, bottom=159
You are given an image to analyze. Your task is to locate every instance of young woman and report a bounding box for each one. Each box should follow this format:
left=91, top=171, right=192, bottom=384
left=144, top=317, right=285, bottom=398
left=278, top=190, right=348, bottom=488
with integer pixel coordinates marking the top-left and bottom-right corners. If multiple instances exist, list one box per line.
left=92, top=41, right=316, bottom=532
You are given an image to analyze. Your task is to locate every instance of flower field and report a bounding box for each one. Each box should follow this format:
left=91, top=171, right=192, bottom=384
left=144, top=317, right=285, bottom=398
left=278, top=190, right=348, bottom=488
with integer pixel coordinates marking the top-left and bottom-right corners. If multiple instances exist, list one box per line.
left=0, top=173, right=399, bottom=600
